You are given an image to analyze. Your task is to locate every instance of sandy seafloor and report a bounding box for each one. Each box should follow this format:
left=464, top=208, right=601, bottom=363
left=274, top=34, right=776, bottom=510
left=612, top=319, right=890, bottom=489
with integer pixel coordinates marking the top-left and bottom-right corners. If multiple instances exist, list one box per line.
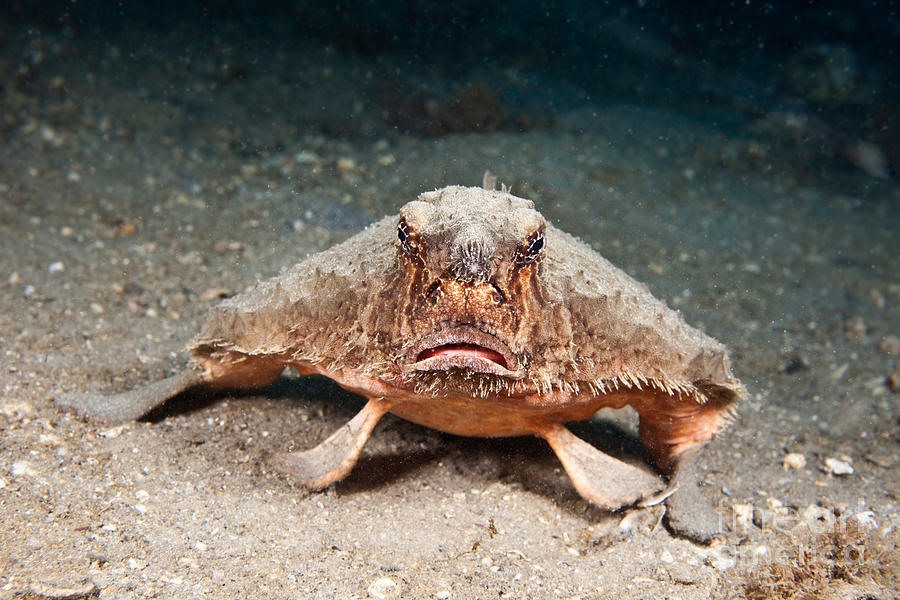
left=0, top=4, right=898, bottom=599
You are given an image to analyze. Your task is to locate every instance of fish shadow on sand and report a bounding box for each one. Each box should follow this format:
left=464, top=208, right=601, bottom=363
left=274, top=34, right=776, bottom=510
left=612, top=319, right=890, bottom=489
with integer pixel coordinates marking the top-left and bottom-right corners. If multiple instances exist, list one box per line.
left=136, top=373, right=658, bottom=519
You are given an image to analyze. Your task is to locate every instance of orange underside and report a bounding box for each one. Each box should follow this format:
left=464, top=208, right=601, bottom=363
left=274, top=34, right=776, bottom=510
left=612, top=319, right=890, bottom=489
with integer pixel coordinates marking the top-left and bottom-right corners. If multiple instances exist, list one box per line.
left=199, top=353, right=727, bottom=471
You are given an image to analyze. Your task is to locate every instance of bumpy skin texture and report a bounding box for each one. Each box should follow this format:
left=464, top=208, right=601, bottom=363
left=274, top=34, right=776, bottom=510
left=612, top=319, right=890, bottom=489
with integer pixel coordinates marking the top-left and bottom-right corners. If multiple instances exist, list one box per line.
left=57, top=184, right=743, bottom=543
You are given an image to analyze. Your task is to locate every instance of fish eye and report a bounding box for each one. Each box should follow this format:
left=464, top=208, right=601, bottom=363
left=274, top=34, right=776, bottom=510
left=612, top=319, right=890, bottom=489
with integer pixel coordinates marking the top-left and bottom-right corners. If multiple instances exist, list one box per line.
left=397, top=217, right=418, bottom=257
left=527, top=232, right=544, bottom=254
left=516, top=230, right=545, bottom=265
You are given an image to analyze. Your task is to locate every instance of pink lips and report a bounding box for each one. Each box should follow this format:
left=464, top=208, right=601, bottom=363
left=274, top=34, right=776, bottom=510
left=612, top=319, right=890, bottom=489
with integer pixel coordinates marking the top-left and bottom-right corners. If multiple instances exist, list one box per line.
left=408, top=326, right=523, bottom=379
left=418, top=343, right=509, bottom=368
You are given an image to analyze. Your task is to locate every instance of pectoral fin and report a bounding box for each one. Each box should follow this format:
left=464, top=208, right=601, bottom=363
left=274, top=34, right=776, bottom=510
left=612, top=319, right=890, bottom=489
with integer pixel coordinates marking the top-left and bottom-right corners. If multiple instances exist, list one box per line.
left=271, top=398, right=392, bottom=489
left=54, top=369, right=205, bottom=423
left=539, top=423, right=665, bottom=510
left=662, top=446, right=722, bottom=543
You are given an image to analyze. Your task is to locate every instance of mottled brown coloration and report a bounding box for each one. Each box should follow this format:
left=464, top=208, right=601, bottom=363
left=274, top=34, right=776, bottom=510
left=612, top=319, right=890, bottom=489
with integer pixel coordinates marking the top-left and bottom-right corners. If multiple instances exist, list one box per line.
left=56, top=181, right=743, bottom=542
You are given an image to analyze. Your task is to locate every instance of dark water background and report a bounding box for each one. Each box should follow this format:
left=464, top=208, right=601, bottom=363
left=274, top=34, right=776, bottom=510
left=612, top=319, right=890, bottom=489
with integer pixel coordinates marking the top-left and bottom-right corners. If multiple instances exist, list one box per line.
left=4, top=0, right=898, bottom=154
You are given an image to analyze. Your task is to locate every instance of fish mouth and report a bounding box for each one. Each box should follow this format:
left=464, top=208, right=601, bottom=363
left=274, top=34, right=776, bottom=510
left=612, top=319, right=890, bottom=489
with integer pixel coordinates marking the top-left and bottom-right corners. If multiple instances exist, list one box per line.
left=407, top=325, right=523, bottom=379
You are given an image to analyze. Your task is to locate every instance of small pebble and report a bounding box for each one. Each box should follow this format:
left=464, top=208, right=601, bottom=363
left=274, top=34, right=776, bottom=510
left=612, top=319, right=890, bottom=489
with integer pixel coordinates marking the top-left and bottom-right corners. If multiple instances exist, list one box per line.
left=27, top=580, right=99, bottom=599
left=38, top=432, right=62, bottom=446
left=11, top=460, right=37, bottom=478
left=782, top=355, right=808, bottom=374
left=823, top=456, right=854, bottom=476
left=199, top=287, right=232, bottom=302
left=752, top=508, right=771, bottom=530
left=886, top=373, right=899, bottom=392
left=705, top=548, right=736, bottom=571
left=666, top=562, right=699, bottom=585
left=39, top=125, right=61, bottom=145
left=0, top=400, right=36, bottom=419
left=830, top=363, right=849, bottom=380
left=213, top=241, right=244, bottom=253
left=294, top=150, right=320, bottom=164
left=367, top=576, right=398, bottom=599
left=48, top=261, right=65, bottom=273
left=731, top=503, right=754, bottom=530
left=799, top=504, right=835, bottom=528
left=878, top=335, right=900, bottom=356
left=781, top=452, right=806, bottom=470
left=848, top=140, right=890, bottom=179
left=766, top=497, right=783, bottom=510
left=846, top=510, right=877, bottom=531
left=337, top=157, right=357, bottom=172
left=99, top=425, right=127, bottom=438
